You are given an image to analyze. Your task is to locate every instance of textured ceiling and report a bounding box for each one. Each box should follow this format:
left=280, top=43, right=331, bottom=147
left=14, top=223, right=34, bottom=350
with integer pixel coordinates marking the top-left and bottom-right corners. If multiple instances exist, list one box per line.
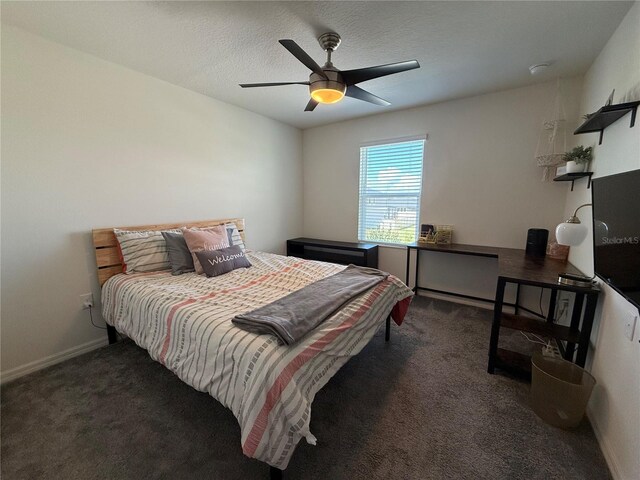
left=1, top=1, right=633, bottom=129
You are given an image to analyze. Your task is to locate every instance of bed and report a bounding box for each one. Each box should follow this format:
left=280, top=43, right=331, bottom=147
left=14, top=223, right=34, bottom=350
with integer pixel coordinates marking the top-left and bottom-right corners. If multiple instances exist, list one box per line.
left=93, top=218, right=413, bottom=476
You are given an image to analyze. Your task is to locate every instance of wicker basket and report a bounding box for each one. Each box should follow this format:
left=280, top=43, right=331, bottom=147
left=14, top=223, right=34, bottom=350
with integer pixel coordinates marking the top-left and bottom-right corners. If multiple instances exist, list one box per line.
left=418, top=225, right=453, bottom=245
left=435, top=225, right=453, bottom=244
left=419, top=233, right=438, bottom=244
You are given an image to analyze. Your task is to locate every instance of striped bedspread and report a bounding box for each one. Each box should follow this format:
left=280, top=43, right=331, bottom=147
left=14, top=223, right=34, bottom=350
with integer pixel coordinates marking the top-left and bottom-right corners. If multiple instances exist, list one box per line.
left=101, top=251, right=413, bottom=469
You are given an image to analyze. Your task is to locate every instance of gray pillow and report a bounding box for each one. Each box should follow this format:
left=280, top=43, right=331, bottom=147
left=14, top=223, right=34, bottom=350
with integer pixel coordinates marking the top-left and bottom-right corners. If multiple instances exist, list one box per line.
left=161, top=231, right=195, bottom=275
left=225, top=223, right=246, bottom=251
left=225, top=226, right=234, bottom=246
left=195, top=245, right=251, bottom=277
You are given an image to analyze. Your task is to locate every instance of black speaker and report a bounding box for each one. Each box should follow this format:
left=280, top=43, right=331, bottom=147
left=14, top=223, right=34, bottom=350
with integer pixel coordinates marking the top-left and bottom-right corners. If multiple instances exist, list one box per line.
left=526, top=228, right=549, bottom=257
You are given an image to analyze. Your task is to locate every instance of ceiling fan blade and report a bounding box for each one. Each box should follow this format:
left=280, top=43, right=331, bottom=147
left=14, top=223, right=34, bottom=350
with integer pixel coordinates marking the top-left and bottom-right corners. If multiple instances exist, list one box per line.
left=279, top=39, right=327, bottom=78
left=239, top=81, right=309, bottom=88
left=345, top=85, right=390, bottom=106
left=341, top=60, right=420, bottom=86
left=304, top=98, right=319, bottom=112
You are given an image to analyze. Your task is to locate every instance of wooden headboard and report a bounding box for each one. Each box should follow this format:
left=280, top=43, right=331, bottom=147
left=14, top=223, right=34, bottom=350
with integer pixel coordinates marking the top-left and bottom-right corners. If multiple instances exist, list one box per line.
left=92, top=218, right=245, bottom=286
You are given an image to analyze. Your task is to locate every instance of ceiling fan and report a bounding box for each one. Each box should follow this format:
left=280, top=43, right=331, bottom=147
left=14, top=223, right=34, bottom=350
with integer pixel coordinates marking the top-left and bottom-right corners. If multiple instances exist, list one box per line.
left=239, top=32, right=420, bottom=112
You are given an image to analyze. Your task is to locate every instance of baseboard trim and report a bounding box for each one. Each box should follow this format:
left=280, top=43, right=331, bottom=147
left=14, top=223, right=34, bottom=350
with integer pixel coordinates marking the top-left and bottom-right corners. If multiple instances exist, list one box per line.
left=587, top=406, right=623, bottom=479
left=0, top=337, right=108, bottom=385
left=416, top=290, right=493, bottom=311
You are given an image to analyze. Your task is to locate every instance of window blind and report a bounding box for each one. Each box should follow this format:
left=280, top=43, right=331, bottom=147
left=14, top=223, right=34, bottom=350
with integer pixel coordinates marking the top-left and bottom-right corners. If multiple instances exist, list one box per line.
left=358, top=138, right=425, bottom=245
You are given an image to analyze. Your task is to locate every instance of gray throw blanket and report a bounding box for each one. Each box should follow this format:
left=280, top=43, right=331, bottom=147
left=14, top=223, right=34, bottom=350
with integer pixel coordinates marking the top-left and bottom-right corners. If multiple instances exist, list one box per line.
left=232, top=265, right=389, bottom=345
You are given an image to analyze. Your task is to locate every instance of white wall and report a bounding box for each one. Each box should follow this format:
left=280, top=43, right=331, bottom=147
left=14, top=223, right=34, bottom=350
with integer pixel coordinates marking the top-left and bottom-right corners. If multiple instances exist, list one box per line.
left=0, top=26, right=303, bottom=381
left=303, top=77, right=583, bottom=308
left=562, top=3, right=640, bottom=479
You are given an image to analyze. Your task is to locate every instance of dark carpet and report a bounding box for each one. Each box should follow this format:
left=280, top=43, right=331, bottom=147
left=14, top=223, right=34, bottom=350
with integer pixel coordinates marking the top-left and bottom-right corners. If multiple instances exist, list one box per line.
left=1, top=297, right=610, bottom=480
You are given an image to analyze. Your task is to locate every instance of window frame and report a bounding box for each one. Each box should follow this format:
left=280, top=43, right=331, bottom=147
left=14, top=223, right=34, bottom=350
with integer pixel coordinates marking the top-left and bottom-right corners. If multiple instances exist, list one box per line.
left=357, top=134, right=427, bottom=246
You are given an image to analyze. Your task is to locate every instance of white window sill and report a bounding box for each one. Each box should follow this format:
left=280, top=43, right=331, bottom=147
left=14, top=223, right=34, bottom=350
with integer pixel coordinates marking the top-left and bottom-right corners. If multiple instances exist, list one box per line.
left=364, top=242, right=409, bottom=250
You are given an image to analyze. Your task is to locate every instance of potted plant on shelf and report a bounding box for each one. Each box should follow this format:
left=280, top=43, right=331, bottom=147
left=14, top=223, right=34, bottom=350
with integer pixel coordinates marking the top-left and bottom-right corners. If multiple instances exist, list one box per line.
left=563, top=145, right=593, bottom=173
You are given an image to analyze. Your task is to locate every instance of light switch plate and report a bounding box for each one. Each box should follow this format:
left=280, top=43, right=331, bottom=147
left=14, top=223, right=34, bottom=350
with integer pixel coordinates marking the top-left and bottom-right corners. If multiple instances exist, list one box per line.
left=624, top=311, right=637, bottom=341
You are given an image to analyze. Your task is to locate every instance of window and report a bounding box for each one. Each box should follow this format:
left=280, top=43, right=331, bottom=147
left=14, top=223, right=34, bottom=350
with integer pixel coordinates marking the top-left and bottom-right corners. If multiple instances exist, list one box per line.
left=358, top=137, right=425, bottom=245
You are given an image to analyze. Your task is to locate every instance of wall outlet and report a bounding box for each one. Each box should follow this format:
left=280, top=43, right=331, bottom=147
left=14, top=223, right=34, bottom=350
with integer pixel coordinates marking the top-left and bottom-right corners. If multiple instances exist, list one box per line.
left=624, top=311, right=637, bottom=341
left=80, top=293, right=94, bottom=310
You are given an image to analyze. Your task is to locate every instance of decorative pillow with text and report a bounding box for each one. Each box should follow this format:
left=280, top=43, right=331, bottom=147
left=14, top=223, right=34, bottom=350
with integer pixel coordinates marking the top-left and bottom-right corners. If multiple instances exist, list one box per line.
left=182, top=225, right=230, bottom=274
left=195, top=245, right=252, bottom=278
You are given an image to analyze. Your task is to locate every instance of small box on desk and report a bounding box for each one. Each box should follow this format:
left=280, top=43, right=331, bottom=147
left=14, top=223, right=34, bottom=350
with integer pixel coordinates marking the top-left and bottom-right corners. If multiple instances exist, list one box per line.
left=547, top=241, right=570, bottom=261
left=418, top=224, right=453, bottom=245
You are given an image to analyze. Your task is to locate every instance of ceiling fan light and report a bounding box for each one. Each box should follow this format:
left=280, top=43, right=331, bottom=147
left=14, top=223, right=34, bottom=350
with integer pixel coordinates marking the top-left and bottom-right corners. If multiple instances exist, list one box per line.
left=309, top=77, right=346, bottom=104
left=311, top=88, right=345, bottom=104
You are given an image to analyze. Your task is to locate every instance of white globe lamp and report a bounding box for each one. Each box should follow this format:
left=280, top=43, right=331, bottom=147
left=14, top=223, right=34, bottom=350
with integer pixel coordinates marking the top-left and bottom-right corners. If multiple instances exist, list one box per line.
left=555, top=204, right=592, bottom=246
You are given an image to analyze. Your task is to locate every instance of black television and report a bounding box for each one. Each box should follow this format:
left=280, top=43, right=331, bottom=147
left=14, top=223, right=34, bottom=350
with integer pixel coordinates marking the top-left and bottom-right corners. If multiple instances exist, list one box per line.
left=592, top=169, right=640, bottom=309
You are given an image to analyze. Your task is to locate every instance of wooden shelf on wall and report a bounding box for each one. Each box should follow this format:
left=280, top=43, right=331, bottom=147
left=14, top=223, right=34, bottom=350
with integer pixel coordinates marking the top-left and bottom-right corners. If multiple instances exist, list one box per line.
left=553, top=172, right=593, bottom=191
left=574, top=101, right=640, bottom=145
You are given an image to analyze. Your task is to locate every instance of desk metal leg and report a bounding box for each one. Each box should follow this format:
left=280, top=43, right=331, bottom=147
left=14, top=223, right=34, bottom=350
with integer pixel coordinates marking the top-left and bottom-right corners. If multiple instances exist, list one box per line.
left=547, top=289, right=558, bottom=323
left=414, top=249, right=420, bottom=293
left=405, top=247, right=411, bottom=287
left=488, top=278, right=506, bottom=374
left=564, top=293, right=584, bottom=361
left=576, top=293, right=598, bottom=368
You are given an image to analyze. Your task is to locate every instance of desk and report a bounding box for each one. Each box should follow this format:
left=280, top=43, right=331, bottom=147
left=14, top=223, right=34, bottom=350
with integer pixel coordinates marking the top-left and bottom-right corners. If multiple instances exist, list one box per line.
left=287, top=237, right=378, bottom=268
left=405, top=242, right=600, bottom=376
left=406, top=243, right=518, bottom=303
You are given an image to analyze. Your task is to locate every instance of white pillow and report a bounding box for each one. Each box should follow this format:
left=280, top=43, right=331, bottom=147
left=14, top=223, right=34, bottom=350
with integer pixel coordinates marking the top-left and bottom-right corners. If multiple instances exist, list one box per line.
left=114, top=228, right=180, bottom=273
